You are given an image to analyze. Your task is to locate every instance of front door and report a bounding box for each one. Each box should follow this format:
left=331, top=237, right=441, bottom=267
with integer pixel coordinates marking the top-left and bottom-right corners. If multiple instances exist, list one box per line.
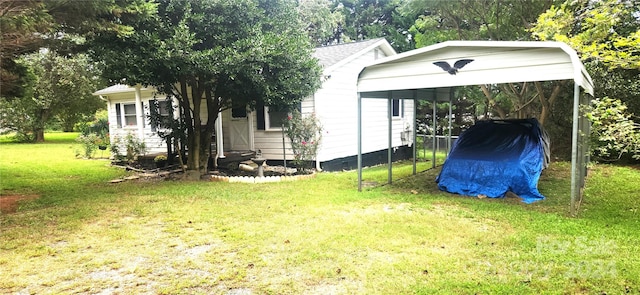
left=230, top=106, right=251, bottom=151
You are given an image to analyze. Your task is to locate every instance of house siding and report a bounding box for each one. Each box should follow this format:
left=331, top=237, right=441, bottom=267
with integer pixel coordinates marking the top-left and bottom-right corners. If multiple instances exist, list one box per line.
left=105, top=90, right=169, bottom=155
left=313, top=47, right=412, bottom=166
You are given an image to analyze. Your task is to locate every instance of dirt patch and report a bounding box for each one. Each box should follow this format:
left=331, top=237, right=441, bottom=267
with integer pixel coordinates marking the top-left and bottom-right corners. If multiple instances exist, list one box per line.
left=0, top=194, right=39, bottom=214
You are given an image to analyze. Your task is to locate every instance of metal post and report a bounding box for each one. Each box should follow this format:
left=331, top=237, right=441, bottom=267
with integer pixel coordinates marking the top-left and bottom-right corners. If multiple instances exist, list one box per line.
left=570, top=83, right=580, bottom=216
left=448, top=88, right=454, bottom=154
left=432, top=99, right=437, bottom=168
left=357, top=93, right=363, bottom=191
left=387, top=92, right=393, bottom=184
left=413, top=90, right=418, bottom=175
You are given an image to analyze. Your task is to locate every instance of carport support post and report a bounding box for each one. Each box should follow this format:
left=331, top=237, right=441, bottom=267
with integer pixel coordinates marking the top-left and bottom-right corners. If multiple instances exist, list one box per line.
left=413, top=90, right=418, bottom=175
left=448, top=88, right=454, bottom=154
left=357, top=93, right=363, bottom=191
left=432, top=99, right=437, bottom=168
left=387, top=91, right=393, bottom=184
left=570, top=83, right=580, bottom=216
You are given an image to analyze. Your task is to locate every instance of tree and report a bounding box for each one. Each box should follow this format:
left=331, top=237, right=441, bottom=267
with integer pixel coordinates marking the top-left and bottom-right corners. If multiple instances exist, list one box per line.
left=89, top=0, right=322, bottom=179
left=325, top=0, right=418, bottom=52
left=298, top=0, right=345, bottom=46
left=0, top=0, right=155, bottom=98
left=0, top=0, right=52, bottom=97
left=0, top=51, right=104, bottom=142
left=531, top=0, right=640, bottom=70
left=406, top=0, right=556, bottom=47
left=586, top=97, right=640, bottom=162
left=531, top=0, right=640, bottom=160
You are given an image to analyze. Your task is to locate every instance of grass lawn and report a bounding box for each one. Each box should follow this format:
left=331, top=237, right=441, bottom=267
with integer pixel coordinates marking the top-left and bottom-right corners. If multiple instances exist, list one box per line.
left=1, top=133, right=639, bottom=294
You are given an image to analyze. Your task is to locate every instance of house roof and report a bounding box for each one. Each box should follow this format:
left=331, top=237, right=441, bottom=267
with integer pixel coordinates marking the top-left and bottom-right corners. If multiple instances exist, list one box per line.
left=93, top=84, right=153, bottom=96
left=313, top=38, right=396, bottom=75
left=357, top=40, right=594, bottom=97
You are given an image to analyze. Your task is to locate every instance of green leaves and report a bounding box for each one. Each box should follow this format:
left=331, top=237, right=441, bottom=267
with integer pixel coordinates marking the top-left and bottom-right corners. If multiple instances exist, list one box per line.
left=531, top=0, right=640, bottom=70
left=283, top=110, right=323, bottom=172
left=585, top=97, right=640, bottom=161
left=0, top=51, right=104, bottom=142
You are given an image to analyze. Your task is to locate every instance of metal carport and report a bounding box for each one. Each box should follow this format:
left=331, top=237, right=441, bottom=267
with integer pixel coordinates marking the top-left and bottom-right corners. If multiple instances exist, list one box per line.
left=356, top=41, right=594, bottom=215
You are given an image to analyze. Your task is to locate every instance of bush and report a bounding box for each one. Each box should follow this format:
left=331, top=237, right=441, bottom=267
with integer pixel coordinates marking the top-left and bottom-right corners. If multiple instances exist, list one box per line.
left=75, top=133, right=105, bottom=159
left=283, top=110, right=322, bottom=172
left=111, top=132, right=147, bottom=163
left=586, top=97, right=640, bottom=162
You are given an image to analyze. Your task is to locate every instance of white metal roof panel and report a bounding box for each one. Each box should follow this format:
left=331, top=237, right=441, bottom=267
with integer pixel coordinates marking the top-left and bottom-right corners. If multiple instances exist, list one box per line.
left=357, top=41, right=593, bottom=96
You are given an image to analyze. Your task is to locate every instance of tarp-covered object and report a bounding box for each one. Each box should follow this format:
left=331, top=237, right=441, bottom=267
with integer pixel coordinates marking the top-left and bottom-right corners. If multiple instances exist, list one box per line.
left=436, top=119, right=550, bottom=203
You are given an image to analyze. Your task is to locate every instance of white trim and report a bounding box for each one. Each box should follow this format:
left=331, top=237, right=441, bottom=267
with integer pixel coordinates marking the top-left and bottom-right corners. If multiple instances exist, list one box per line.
left=265, top=106, right=287, bottom=131
left=134, top=85, right=144, bottom=139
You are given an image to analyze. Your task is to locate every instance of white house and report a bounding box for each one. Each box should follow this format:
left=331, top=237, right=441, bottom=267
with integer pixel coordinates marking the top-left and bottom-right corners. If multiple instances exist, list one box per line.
left=93, top=38, right=415, bottom=171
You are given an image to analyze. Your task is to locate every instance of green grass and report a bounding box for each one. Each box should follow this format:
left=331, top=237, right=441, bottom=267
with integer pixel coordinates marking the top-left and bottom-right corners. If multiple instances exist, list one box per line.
left=1, top=133, right=639, bottom=294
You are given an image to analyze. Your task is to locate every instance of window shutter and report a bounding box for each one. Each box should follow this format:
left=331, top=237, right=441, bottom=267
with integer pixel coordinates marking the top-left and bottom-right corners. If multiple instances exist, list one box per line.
left=256, top=101, right=265, bottom=130
left=150, top=99, right=158, bottom=132
left=115, top=104, right=122, bottom=128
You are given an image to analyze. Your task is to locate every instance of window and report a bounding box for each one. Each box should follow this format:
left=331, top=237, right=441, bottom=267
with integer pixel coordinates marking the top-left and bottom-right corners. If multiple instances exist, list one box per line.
left=266, top=106, right=288, bottom=129
left=115, top=103, right=138, bottom=128
left=149, top=99, right=173, bottom=131
left=232, top=105, right=247, bottom=118
left=256, top=103, right=300, bottom=131
left=392, top=99, right=402, bottom=118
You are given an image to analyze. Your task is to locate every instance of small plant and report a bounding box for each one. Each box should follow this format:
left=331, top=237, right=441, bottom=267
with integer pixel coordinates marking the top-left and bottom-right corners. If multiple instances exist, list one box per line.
left=110, top=133, right=147, bottom=163
left=283, top=110, right=322, bottom=173
left=75, top=133, right=103, bottom=158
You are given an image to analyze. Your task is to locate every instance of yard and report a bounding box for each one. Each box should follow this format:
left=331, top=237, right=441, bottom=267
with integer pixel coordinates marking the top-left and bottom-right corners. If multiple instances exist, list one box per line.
left=1, top=133, right=639, bottom=294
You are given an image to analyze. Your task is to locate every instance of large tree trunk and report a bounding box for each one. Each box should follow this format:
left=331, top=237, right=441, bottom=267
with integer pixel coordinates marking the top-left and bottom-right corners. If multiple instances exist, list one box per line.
left=33, top=108, right=50, bottom=142
left=184, top=79, right=206, bottom=179
left=34, top=129, right=45, bottom=142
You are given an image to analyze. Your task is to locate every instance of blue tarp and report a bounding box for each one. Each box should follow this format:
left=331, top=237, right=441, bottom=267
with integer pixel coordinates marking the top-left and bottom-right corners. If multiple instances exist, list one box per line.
left=436, top=119, right=550, bottom=203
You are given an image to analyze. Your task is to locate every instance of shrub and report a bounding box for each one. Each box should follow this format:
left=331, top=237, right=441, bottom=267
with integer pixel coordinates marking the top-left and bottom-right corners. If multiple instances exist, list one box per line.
left=111, top=132, right=147, bottom=163
left=75, top=133, right=104, bottom=159
left=585, top=97, right=640, bottom=162
left=283, top=110, right=322, bottom=172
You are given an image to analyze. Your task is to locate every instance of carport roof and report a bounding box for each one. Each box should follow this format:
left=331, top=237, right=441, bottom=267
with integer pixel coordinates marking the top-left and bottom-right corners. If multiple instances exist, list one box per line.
left=357, top=40, right=593, bottom=97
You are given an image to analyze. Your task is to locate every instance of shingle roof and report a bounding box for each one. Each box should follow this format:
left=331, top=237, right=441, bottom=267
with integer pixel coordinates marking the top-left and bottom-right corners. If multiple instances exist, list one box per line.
left=313, top=38, right=385, bottom=68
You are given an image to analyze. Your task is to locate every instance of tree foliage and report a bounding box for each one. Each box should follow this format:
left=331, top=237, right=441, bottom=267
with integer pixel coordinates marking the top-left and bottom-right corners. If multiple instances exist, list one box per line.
left=531, top=0, right=640, bottom=70
left=0, top=51, right=103, bottom=142
left=89, top=0, right=322, bottom=178
left=335, top=0, right=418, bottom=52
left=406, top=0, right=556, bottom=47
left=586, top=97, right=640, bottom=161
left=298, top=0, right=345, bottom=46
left=532, top=0, right=640, bottom=160
left=0, top=0, right=155, bottom=98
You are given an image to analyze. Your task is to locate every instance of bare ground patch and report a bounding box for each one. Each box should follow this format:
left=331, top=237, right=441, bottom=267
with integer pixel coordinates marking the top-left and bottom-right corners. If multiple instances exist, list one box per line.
left=0, top=194, right=39, bottom=214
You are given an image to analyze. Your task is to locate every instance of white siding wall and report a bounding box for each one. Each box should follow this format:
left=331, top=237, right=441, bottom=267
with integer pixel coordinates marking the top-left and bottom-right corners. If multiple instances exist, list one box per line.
left=252, top=113, right=293, bottom=160
left=314, top=48, right=411, bottom=163
left=105, top=90, right=169, bottom=155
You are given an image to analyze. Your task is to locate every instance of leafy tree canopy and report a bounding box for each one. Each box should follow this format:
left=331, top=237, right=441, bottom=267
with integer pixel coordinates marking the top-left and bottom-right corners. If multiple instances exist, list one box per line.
left=531, top=0, right=640, bottom=70
left=0, top=51, right=104, bottom=142
left=406, top=0, right=556, bottom=47
left=0, top=0, right=155, bottom=97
